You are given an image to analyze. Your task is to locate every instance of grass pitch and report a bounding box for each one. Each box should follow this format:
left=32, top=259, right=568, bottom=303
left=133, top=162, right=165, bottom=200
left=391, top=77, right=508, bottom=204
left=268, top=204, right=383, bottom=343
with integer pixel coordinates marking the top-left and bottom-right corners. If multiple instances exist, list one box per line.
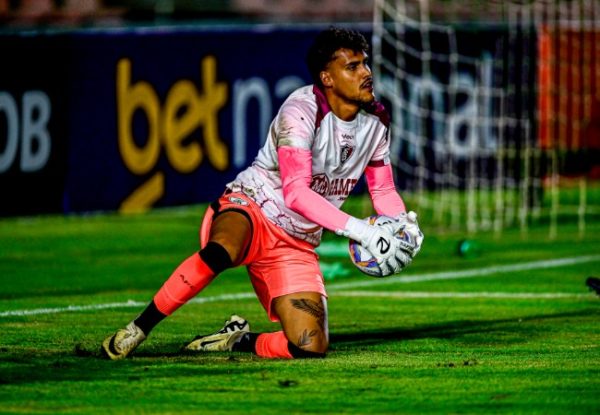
left=0, top=202, right=599, bottom=414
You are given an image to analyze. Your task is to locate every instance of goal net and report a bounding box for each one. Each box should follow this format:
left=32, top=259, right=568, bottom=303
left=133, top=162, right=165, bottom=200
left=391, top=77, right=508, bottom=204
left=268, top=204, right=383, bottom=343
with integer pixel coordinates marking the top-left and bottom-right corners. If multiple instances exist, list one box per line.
left=372, top=0, right=600, bottom=237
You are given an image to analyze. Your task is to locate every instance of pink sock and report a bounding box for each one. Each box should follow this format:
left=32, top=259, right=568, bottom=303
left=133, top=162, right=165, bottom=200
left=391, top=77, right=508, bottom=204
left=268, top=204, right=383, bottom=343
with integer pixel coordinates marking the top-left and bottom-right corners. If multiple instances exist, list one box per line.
left=153, top=254, right=215, bottom=315
left=255, top=331, right=293, bottom=359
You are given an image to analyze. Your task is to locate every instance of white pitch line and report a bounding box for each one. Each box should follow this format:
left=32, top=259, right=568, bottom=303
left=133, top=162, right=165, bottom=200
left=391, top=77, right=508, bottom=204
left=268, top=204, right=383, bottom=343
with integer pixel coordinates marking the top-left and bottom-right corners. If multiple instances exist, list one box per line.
left=327, top=254, right=600, bottom=291
left=0, top=293, right=256, bottom=317
left=0, top=300, right=146, bottom=317
left=334, top=290, right=595, bottom=300
left=1, top=254, right=598, bottom=317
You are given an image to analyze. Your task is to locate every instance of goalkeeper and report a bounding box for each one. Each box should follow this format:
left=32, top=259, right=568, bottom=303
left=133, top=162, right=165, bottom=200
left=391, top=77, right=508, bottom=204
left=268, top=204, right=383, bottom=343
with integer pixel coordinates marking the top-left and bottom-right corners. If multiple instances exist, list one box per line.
left=102, top=27, right=423, bottom=360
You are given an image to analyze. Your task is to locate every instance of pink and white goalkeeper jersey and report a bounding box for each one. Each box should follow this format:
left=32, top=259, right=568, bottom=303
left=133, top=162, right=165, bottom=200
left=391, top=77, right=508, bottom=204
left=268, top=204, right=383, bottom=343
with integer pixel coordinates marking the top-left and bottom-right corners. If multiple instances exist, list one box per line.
left=226, top=85, right=392, bottom=246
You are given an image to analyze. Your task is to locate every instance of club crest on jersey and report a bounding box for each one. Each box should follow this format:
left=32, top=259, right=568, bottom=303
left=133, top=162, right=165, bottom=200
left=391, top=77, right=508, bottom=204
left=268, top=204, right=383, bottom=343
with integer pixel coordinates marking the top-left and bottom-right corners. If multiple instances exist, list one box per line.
left=340, top=144, right=355, bottom=164
left=228, top=196, right=248, bottom=206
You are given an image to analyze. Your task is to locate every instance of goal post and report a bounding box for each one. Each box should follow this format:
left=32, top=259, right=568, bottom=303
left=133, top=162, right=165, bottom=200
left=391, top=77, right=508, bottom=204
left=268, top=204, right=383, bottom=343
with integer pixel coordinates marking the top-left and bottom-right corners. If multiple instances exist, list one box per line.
left=372, top=0, right=600, bottom=238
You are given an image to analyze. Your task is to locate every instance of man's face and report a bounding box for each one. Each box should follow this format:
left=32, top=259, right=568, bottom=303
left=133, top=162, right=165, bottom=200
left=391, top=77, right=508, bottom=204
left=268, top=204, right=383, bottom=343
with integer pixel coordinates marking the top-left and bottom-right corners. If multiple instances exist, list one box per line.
left=321, top=48, right=374, bottom=105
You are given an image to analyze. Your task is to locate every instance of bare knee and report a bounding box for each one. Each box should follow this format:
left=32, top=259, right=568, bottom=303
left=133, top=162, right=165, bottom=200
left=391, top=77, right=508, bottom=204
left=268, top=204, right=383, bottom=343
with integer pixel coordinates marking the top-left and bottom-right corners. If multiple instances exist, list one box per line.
left=288, top=330, right=328, bottom=358
left=273, top=292, right=329, bottom=358
left=287, top=327, right=329, bottom=357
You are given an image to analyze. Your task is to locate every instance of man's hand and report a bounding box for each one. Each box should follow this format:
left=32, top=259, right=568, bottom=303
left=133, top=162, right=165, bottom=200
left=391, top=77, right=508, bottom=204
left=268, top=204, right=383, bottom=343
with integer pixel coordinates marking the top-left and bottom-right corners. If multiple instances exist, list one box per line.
left=339, top=216, right=413, bottom=275
left=397, top=211, right=424, bottom=257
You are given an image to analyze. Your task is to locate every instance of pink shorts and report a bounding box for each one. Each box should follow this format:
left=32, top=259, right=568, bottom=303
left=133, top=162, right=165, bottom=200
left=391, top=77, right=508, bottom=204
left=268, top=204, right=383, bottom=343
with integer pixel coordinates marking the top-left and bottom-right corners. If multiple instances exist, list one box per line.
left=199, top=192, right=327, bottom=321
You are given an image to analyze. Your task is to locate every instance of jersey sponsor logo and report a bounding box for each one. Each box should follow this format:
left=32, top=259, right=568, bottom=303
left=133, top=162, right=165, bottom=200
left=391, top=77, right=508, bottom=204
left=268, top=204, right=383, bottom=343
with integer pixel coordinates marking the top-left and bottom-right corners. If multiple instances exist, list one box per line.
left=340, top=144, right=355, bottom=164
left=310, top=174, right=358, bottom=197
left=311, top=174, right=329, bottom=196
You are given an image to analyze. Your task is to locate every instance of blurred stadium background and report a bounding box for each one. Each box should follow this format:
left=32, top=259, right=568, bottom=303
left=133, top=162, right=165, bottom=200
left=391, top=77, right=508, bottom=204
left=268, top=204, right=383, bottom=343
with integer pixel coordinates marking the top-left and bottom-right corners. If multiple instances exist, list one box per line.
left=0, top=0, right=598, bottom=238
left=1, top=4, right=599, bottom=413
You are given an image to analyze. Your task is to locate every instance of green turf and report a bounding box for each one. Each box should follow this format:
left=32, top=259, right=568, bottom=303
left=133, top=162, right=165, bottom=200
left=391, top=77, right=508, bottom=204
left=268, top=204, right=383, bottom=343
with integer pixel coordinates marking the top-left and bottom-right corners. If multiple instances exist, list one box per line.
left=0, top=201, right=599, bottom=414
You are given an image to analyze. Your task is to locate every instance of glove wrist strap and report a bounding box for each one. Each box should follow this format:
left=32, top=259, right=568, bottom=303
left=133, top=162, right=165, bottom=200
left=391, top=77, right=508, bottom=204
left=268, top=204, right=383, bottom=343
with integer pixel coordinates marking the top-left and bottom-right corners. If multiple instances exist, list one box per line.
left=338, top=216, right=370, bottom=243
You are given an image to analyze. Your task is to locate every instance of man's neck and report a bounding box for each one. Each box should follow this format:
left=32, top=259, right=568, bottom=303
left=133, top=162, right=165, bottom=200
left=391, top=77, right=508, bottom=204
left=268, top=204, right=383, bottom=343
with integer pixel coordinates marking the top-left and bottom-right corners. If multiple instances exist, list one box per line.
left=324, top=90, right=360, bottom=121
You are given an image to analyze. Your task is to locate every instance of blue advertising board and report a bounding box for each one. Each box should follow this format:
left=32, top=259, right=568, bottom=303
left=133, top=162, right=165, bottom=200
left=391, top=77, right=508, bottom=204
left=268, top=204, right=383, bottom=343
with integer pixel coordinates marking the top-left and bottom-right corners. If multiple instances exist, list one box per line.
left=0, top=24, right=347, bottom=215
left=65, top=26, right=325, bottom=214
left=0, top=33, right=71, bottom=215
left=0, top=23, right=515, bottom=216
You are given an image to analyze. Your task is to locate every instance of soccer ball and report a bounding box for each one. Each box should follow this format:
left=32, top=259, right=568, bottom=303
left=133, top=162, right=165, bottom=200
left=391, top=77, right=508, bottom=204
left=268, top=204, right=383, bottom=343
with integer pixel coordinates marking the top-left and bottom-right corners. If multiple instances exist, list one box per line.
left=348, top=215, right=410, bottom=278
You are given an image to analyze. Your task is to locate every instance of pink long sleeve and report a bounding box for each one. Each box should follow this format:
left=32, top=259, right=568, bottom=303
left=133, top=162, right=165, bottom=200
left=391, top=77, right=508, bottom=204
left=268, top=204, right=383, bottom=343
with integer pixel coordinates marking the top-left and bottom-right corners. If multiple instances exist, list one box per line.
left=365, top=162, right=406, bottom=217
left=278, top=146, right=351, bottom=232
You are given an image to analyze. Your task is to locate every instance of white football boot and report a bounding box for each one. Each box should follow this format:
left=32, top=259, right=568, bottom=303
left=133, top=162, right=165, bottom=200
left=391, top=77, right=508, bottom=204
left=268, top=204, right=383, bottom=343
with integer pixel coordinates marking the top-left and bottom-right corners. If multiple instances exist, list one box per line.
left=184, top=315, right=250, bottom=352
left=101, top=322, right=147, bottom=360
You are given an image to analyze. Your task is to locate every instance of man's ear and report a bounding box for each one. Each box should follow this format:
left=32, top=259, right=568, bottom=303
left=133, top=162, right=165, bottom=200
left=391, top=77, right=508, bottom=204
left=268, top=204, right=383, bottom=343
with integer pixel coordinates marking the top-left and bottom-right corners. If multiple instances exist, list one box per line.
left=320, top=71, right=333, bottom=87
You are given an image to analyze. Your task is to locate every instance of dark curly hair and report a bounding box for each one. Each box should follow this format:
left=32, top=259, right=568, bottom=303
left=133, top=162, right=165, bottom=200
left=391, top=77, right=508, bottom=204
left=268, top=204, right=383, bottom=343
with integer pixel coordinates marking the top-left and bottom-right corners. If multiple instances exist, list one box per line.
left=306, top=27, right=369, bottom=87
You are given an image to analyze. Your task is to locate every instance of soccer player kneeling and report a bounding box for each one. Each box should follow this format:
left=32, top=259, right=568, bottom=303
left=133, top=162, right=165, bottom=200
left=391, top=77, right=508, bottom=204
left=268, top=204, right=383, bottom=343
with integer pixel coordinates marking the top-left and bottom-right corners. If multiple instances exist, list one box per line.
left=101, top=27, right=423, bottom=360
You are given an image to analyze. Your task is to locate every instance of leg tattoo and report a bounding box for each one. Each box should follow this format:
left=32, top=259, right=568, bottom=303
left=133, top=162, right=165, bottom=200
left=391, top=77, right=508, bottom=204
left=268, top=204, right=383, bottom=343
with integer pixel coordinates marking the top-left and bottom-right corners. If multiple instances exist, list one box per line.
left=290, top=298, right=325, bottom=329
left=290, top=297, right=326, bottom=347
left=297, top=329, right=318, bottom=347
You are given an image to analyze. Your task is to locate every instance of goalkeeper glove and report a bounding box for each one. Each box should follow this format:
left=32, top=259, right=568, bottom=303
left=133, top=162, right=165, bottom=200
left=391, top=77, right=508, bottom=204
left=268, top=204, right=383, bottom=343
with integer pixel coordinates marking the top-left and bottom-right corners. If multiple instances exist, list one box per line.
left=339, top=216, right=412, bottom=275
left=398, top=211, right=424, bottom=257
